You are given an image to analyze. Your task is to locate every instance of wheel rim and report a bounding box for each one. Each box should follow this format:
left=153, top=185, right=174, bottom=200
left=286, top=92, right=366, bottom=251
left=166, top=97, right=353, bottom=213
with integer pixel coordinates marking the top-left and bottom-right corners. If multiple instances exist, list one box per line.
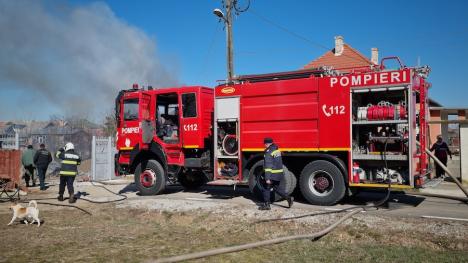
left=308, top=170, right=334, bottom=197
left=140, top=169, right=156, bottom=188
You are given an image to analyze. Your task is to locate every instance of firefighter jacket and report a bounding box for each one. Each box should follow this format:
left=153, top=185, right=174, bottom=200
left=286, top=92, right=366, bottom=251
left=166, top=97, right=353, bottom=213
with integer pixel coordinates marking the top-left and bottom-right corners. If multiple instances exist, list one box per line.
left=56, top=148, right=81, bottom=176
left=34, top=148, right=52, bottom=168
left=21, top=148, right=36, bottom=167
left=264, top=143, right=284, bottom=181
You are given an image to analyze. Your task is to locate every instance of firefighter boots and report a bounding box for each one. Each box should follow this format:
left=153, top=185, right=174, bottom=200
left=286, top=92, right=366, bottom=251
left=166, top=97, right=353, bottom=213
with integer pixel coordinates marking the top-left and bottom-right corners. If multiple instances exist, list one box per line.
left=57, top=195, right=64, bottom=202
left=287, top=196, right=294, bottom=208
left=69, top=192, right=76, bottom=203
left=258, top=202, right=271, bottom=210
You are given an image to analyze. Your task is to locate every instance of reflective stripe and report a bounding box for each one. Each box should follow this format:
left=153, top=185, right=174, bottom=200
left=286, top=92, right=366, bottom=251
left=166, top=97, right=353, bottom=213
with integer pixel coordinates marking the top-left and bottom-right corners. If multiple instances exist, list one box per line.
left=62, top=160, right=78, bottom=165
left=271, top=169, right=283, bottom=174
left=264, top=168, right=283, bottom=173
left=271, top=149, right=281, bottom=156
left=56, top=152, right=61, bottom=158
left=59, top=171, right=77, bottom=176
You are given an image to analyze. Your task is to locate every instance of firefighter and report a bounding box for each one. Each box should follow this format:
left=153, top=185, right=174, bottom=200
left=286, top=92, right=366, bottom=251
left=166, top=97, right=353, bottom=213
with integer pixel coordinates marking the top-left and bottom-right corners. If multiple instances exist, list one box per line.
left=259, top=137, right=293, bottom=210
left=21, top=145, right=37, bottom=187
left=430, top=135, right=452, bottom=178
left=34, top=143, right=52, bottom=190
left=56, top=142, right=81, bottom=203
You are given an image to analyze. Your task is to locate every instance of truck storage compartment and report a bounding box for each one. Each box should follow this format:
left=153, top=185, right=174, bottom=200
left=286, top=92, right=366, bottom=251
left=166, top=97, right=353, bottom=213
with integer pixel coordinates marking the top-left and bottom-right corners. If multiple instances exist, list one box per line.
left=351, top=86, right=411, bottom=186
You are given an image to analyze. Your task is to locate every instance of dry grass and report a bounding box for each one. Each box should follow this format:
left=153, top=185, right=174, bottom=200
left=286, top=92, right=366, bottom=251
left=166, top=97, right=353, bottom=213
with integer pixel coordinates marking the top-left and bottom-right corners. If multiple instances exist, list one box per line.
left=0, top=204, right=467, bottom=263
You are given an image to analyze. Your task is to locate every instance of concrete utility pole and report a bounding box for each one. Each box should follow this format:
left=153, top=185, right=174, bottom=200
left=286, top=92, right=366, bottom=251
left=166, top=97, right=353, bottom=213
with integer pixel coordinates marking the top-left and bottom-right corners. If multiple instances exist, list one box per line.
left=225, top=0, right=234, bottom=83
left=214, top=0, right=241, bottom=84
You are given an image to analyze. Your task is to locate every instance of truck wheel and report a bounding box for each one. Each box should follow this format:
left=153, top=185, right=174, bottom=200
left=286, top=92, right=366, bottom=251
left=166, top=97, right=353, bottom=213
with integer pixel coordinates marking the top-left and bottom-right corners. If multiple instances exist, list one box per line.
left=134, top=159, right=166, bottom=195
left=299, top=160, right=346, bottom=205
left=248, top=160, right=296, bottom=202
left=178, top=169, right=207, bottom=190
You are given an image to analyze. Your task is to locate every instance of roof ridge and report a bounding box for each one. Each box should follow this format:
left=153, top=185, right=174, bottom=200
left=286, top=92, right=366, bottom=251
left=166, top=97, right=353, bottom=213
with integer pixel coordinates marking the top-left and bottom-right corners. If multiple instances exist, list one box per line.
left=343, top=43, right=371, bottom=63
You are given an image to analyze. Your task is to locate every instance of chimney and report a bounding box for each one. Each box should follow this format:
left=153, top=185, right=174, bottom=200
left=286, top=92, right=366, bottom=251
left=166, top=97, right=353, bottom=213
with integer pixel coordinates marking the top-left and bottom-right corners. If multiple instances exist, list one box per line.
left=371, top=47, right=379, bottom=65
left=334, top=36, right=344, bottom=56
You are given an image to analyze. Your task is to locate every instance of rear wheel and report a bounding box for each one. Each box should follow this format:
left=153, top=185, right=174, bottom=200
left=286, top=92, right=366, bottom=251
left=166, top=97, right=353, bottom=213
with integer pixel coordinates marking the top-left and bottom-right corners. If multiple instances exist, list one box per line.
left=248, top=160, right=296, bottom=202
left=134, top=159, right=166, bottom=195
left=299, top=160, right=346, bottom=205
left=178, top=169, right=207, bottom=190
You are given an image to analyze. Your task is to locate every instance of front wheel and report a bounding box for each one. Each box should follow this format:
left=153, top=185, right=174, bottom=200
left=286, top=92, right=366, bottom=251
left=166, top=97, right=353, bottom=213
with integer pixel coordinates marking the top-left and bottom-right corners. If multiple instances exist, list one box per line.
left=248, top=160, right=296, bottom=202
left=134, top=159, right=166, bottom=195
left=299, top=160, right=346, bottom=205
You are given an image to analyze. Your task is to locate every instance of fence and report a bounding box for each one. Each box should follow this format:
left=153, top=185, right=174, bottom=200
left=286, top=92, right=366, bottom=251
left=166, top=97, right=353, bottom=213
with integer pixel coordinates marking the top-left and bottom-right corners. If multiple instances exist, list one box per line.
left=0, top=133, right=19, bottom=150
left=91, top=136, right=116, bottom=181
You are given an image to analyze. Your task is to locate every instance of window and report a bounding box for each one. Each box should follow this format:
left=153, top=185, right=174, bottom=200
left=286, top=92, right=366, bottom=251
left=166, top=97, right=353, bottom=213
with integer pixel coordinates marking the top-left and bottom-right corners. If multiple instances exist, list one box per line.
left=182, top=93, right=197, bottom=118
left=123, top=99, right=139, bottom=120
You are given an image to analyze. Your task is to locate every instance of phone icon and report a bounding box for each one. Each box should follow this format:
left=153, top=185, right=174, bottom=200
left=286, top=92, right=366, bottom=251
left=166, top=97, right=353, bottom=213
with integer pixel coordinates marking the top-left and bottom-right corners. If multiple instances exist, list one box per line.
left=322, top=105, right=331, bottom=117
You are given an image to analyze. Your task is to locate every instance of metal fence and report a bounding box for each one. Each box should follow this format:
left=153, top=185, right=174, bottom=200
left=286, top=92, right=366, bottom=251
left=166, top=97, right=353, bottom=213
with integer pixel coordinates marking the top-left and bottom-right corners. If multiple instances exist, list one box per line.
left=91, top=136, right=116, bottom=181
left=0, top=133, right=19, bottom=150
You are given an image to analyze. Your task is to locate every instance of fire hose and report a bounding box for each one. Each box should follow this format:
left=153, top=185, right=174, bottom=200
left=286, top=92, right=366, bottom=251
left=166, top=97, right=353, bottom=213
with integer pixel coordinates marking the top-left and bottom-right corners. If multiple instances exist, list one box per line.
left=151, top=208, right=364, bottom=263
left=416, top=141, right=468, bottom=198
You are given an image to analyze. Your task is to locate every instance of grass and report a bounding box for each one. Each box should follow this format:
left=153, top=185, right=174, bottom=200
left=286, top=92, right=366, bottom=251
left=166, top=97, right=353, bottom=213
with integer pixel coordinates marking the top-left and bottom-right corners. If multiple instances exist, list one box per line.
left=0, top=204, right=467, bottom=263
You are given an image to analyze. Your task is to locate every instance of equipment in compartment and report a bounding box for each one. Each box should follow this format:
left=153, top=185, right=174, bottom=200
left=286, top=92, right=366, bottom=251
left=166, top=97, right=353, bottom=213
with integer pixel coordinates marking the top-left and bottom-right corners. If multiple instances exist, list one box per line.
left=352, top=87, right=411, bottom=186
left=217, top=121, right=238, bottom=156
left=218, top=160, right=238, bottom=177
left=356, top=101, right=407, bottom=121
left=353, top=125, right=408, bottom=155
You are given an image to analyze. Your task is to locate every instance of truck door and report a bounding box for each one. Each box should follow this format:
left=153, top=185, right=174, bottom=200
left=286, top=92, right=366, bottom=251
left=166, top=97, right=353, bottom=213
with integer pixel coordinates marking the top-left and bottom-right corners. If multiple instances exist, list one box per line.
left=155, top=92, right=183, bottom=165
left=118, top=94, right=141, bottom=152
left=139, top=92, right=153, bottom=149
left=180, top=92, right=200, bottom=148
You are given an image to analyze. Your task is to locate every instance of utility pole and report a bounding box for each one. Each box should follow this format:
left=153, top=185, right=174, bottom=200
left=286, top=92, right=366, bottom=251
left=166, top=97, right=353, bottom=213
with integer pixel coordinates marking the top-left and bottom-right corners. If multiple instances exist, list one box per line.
left=214, top=0, right=249, bottom=84
left=225, top=0, right=234, bottom=83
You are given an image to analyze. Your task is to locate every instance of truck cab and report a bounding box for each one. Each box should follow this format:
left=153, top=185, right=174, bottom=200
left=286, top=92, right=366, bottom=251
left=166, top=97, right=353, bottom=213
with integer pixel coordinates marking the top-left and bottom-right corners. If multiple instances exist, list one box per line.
left=115, top=85, right=214, bottom=194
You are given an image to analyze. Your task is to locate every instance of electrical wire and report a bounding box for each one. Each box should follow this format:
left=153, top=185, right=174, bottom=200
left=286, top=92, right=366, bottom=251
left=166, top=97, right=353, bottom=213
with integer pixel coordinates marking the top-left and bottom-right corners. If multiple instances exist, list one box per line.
left=248, top=9, right=373, bottom=67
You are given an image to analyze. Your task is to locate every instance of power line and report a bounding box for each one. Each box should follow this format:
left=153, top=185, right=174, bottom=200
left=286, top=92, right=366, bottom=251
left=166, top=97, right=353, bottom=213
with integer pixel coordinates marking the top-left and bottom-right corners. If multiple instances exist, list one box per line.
left=248, top=9, right=372, bottom=67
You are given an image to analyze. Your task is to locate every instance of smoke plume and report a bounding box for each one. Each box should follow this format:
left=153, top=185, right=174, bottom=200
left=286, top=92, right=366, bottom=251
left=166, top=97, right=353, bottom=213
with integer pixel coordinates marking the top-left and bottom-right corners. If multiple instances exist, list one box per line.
left=0, top=0, right=178, bottom=120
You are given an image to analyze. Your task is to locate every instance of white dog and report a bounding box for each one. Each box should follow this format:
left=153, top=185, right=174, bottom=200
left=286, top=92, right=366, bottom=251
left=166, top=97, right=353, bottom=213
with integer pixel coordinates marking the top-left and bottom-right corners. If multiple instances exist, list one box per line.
left=8, top=200, right=40, bottom=227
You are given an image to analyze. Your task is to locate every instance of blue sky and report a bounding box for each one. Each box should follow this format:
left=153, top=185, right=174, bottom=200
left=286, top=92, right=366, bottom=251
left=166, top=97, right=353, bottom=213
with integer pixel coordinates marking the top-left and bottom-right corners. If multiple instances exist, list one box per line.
left=82, top=0, right=468, bottom=104
left=1, top=0, right=467, bottom=120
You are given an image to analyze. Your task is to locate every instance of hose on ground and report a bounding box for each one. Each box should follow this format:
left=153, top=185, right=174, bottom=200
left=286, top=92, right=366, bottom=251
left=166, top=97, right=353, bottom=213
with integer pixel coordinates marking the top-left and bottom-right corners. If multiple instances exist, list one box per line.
left=151, top=208, right=363, bottom=263
left=417, top=141, right=468, bottom=198
left=19, top=201, right=92, bottom=215
left=406, top=192, right=468, bottom=203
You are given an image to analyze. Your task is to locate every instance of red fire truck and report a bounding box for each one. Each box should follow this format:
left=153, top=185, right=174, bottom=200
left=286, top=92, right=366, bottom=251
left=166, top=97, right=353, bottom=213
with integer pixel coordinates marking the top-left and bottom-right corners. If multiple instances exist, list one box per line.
left=115, top=58, right=431, bottom=205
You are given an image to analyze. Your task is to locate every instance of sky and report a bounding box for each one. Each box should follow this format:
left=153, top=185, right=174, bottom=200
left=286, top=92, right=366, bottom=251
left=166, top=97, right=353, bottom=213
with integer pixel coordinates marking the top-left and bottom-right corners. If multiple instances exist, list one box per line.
left=0, top=0, right=467, bottom=121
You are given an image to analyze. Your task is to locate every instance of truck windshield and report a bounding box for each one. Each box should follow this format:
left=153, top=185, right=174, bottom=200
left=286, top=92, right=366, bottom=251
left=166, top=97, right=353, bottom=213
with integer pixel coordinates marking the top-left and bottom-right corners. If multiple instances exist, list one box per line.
left=123, top=99, right=139, bottom=121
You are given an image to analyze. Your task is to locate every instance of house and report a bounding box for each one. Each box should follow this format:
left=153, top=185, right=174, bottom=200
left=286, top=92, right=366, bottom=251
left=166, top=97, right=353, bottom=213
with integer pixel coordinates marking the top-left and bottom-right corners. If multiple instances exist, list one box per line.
left=303, top=36, right=378, bottom=71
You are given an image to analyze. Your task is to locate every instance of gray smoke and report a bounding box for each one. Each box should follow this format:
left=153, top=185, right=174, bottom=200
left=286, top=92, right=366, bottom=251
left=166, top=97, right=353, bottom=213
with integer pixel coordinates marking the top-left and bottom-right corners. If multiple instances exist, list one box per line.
left=0, top=0, right=178, bottom=120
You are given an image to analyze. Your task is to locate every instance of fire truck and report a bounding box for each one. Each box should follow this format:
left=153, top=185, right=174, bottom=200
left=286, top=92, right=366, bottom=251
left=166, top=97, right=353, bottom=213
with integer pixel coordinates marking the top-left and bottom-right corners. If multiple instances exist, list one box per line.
left=115, top=57, right=431, bottom=205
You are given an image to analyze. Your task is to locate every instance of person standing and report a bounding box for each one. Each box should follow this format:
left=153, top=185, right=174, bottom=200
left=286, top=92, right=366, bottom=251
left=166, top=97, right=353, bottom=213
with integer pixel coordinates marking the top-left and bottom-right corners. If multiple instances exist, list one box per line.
left=56, top=142, right=81, bottom=203
left=430, top=135, right=452, bottom=178
left=259, top=137, right=293, bottom=210
left=34, top=143, right=52, bottom=190
left=21, top=145, right=36, bottom=187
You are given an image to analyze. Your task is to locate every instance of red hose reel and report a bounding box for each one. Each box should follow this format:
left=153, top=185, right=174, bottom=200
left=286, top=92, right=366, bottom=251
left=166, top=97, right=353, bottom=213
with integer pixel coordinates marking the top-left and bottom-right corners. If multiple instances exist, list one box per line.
left=362, top=101, right=406, bottom=121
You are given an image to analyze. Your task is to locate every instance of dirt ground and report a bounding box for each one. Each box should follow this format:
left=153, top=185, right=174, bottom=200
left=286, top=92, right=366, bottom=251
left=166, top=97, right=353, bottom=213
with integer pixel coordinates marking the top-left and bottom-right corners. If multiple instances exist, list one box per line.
left=1, top=187, right=467, bottom=263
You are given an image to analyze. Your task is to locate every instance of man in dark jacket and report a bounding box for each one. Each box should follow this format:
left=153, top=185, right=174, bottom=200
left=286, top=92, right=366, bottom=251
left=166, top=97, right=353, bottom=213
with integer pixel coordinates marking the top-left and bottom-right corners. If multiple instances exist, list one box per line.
left=430, top=135, right=452, bottom=178
left=56, top=142, right=81, bottom=203
left=259, top=137, right=293, bottom=210
left=21, top=145, right=36, bottom=187
left=34, top=143, right=52, bottom=190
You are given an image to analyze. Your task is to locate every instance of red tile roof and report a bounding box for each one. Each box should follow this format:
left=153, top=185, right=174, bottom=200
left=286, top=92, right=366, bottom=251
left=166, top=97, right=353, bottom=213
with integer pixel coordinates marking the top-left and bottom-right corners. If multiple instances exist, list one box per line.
left=303, top=44, right=372, bottom=70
